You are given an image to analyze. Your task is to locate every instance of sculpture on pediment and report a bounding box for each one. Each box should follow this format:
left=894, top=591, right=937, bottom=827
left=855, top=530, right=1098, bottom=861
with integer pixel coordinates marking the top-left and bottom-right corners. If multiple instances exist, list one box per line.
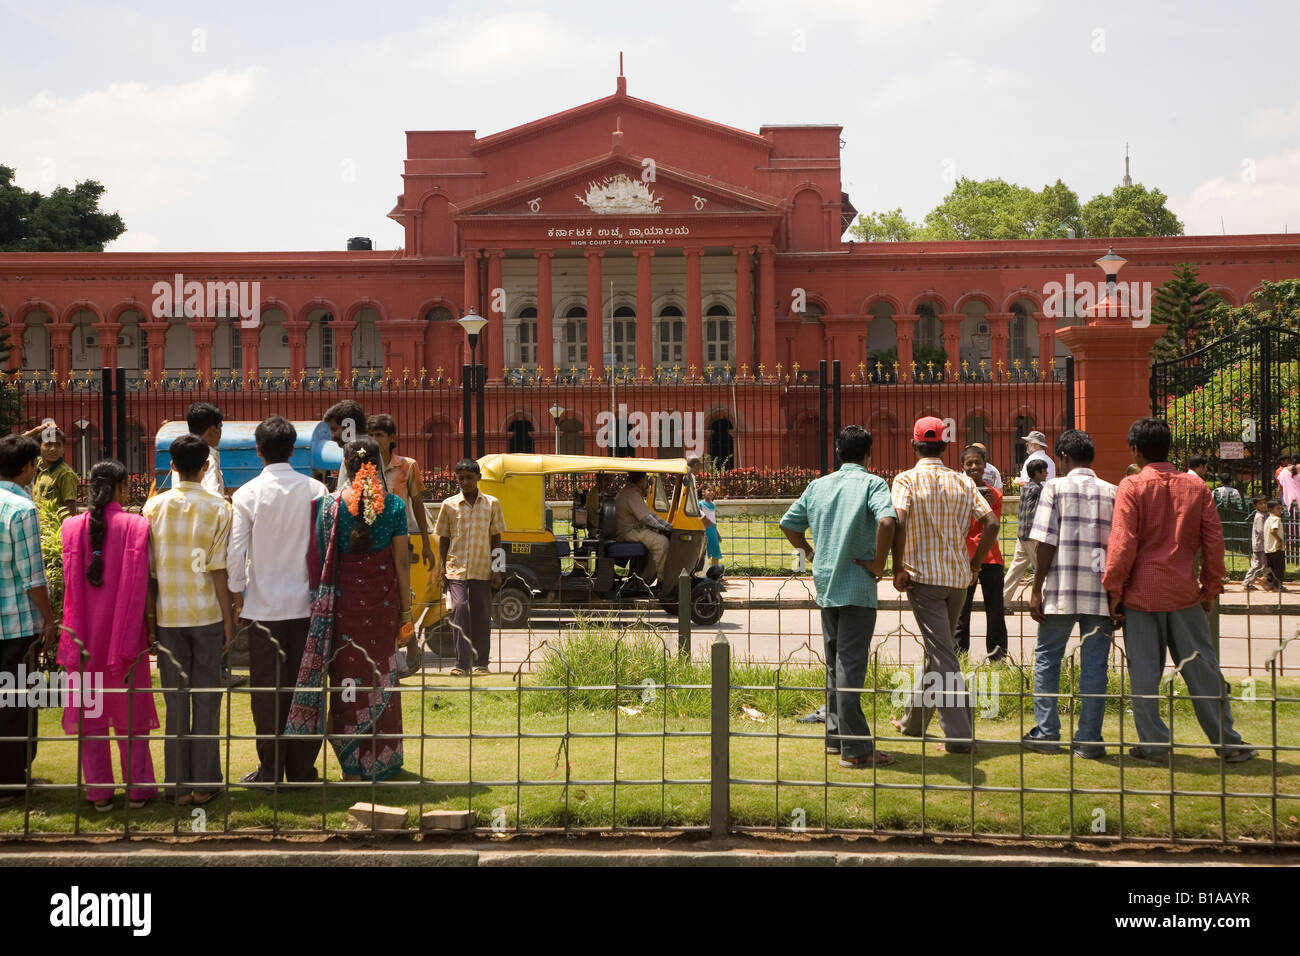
left=575, top=173, right=663, bottom=214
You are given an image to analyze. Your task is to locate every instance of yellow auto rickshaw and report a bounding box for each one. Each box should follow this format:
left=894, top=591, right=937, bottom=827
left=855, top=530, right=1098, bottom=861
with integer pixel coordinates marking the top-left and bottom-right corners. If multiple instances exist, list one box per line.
left=469, top=453, right=723, bottom=629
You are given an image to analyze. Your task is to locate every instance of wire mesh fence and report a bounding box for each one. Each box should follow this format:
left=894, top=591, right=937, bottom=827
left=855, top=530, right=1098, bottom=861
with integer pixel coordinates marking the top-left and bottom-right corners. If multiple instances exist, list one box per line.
left=2, top=586, right=1296, bottom=845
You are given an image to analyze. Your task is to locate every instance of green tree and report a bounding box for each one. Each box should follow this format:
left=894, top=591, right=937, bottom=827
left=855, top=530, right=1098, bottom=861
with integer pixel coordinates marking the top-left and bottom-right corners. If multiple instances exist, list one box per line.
left=0, top=164, right=125, bottom=252
left=849, top=178, right=1082, bottom=242
left=848, top=207, right=920, bottom=242
left=1081, top=183, right=1182, bottom=238
left=1150, top=264, right=1227, bottom=362
left=922, top=178, right=1083, bottom=240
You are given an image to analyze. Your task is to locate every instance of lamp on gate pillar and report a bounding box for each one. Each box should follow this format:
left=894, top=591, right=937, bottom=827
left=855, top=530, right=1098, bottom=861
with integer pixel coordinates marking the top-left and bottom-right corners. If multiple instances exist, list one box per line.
left=1094, top=247, right=1127, bottom=319
left=549, top=403, right=565, bottom=454
left=459, top=308, right=488, bottom=460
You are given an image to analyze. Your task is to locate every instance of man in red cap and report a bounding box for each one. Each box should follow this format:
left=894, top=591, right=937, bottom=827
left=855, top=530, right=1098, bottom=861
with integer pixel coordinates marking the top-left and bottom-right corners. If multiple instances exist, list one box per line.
left=889, top=417, right=999, bottom=753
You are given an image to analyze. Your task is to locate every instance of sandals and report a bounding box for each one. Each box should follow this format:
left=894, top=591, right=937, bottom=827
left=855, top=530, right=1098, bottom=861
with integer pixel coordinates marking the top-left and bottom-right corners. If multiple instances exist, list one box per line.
left=448, top=668, right=467, bottom=677
left=92, top=799, right=114, bottom=813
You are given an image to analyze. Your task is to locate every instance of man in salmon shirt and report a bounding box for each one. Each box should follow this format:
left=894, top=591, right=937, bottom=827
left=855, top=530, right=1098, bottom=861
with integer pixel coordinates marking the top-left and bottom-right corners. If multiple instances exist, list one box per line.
left=1102, top=418, right=1256, bottom=765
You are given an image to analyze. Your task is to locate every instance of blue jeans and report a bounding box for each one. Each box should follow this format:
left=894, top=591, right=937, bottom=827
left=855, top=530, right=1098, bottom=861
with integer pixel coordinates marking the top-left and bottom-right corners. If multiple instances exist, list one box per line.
left=1033, top=614, right=1113, bottom=750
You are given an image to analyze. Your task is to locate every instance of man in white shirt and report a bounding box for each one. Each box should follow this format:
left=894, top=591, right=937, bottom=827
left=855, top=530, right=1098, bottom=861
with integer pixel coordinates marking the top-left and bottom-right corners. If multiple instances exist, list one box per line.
left=1013, top=430, right=1057, bottom=486
left=228, top=416, right=327, bottom=784
left=169, top=402, right=226, bottom=496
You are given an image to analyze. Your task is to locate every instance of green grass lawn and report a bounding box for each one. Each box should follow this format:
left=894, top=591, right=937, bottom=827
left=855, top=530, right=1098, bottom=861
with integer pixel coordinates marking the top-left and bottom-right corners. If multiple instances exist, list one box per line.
left=4, top=647, right=1298, bottom=843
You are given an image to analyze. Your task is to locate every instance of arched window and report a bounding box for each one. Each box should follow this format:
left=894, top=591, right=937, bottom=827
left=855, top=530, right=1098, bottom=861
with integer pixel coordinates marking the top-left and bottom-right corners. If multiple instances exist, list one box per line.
left=611, top=305, right=636, bottom=367
left=562, top=306, right=587, bottom=368
left=21, top=312, right=52, bottom=372
left=516, top=307, right=538, bottom=368
left=507, top=419, right=535, bottom=453
left=657, top=305, right=684, bottom=367
left=708, top=417, right=735, bottom=470
left=915, top=303, right=940, bottom=350
left=425, top=307, right=454, bottom=323
left=965, top=413, right=989, bottom=448
left=558, top=418, right=584, bottom=455
left=705, top=304, right=733, bottom=366
left=1013, top=415, right=1036, bottom=469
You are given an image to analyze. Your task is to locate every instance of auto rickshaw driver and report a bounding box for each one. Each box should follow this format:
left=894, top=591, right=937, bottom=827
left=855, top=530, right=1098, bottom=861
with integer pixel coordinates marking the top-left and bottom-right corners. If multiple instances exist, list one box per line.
left=614, top=471, right=672, bottom=588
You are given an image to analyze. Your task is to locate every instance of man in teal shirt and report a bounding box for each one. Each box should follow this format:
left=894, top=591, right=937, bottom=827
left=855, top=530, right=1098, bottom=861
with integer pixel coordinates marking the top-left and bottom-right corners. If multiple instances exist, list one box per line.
left=781, top=426, right=897, bottom=768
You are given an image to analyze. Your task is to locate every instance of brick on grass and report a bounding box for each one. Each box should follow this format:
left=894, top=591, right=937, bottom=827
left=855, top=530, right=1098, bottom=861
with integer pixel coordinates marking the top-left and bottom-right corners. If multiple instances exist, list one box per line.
left=348, top=802, right=410, bottom=829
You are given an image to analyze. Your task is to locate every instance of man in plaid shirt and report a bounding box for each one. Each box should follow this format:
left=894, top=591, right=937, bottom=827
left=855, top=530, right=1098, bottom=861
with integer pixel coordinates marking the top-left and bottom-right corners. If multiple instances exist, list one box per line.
left=1025, top=429, right=1116, bottom=758
left=0, top=436, right=58, bottom=805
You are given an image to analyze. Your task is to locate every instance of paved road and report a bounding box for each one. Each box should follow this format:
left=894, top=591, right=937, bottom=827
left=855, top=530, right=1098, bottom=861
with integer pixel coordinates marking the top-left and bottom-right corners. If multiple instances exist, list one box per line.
left=426, top=577, right=1300, bottom=677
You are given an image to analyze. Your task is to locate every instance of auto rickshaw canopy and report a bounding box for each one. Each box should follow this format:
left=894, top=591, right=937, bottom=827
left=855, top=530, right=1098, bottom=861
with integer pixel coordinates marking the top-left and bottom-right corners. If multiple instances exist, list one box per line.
left=474, top=453, right=693, bottom=533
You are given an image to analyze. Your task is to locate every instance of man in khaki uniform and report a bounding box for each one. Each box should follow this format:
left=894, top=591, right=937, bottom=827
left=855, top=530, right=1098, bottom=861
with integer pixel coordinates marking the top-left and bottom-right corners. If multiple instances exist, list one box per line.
left=614, top=472, right=672, bottom=586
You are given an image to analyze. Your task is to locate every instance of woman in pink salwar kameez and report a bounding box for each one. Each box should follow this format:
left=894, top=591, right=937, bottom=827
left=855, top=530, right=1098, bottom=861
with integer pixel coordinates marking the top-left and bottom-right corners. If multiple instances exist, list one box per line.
left=57, top=460, right=159, bottom=811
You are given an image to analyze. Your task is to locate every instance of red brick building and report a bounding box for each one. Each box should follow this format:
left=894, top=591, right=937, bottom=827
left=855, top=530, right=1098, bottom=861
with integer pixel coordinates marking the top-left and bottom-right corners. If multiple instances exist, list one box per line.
left=4, top=73, right=1300, bottom=478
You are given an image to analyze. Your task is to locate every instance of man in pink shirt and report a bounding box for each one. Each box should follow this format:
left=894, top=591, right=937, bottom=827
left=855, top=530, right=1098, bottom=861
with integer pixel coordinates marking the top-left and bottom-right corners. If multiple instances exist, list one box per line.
left=1102, top=418, right=1256, bottom=765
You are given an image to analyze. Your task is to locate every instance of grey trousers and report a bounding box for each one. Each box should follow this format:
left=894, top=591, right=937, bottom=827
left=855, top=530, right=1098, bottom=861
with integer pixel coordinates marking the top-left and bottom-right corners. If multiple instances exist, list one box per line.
left=899, top=583, right=974, bottom=744
left=1242, top=550, right=1266, bottom=587
left=821, top=605, right=877, bottom=758
left=156, top=622, right=225, bottom=797
left=1002, top=539, right=1034, bottom=604
left=1124, top=605, right=1243, bottom=754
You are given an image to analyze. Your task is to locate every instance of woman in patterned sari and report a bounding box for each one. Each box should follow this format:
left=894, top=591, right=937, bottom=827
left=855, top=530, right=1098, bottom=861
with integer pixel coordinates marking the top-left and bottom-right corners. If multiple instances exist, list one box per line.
left=286, top=438, right=412, bottom=781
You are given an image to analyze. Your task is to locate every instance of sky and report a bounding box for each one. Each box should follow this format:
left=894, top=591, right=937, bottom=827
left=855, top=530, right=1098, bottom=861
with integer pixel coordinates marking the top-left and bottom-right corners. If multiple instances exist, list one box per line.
left=2, top=0, right=1297, bottom=252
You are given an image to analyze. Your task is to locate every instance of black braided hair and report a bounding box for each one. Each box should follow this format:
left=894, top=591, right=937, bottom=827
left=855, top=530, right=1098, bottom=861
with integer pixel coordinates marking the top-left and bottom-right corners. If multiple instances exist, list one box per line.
left=342, top=438, right=382, bottom=554
left=86, top=459, right=128, bottom=587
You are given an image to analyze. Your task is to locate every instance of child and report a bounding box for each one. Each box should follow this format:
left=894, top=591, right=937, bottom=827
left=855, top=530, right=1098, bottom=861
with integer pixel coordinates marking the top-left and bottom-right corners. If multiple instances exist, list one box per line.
left=30, top=425, right=79, bottom=515
left=956, top=445, right=1007, bottom=661
left=699, top=485, right=723, bottom=579
left=143, top=433, right=234, bottom=805
left=1003, top=458, right=1046, bottom=606
left=367, top=414, right=435, bottom=570
left=1265, top=499, right=1288, bottom=592
left=1242, top=496, right=1269, bottom=592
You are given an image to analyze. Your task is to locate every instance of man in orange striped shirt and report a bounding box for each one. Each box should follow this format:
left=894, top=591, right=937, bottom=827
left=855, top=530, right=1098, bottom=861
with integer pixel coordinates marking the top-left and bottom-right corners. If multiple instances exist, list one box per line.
left=890, top=417, right=999, bottom=753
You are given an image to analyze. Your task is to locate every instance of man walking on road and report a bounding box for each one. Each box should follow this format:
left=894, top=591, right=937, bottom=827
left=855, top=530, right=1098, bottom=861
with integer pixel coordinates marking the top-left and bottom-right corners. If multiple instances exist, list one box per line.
left=781, top=426, right=897, bottom=768
left=890, top=417, right=998, bottom=754
left=1102, top=418, right=1256, bottom=765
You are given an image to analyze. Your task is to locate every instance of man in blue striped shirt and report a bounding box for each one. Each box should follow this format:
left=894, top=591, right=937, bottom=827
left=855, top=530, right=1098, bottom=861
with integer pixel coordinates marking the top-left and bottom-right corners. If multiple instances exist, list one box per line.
left=0, top=435, right=58, bottom=805
left=781, top=426, right=897, bottom=768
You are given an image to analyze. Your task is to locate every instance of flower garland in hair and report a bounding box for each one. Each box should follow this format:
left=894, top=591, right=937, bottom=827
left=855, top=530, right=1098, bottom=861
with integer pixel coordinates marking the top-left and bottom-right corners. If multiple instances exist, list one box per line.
left=346, top=459, right=386, bottom=525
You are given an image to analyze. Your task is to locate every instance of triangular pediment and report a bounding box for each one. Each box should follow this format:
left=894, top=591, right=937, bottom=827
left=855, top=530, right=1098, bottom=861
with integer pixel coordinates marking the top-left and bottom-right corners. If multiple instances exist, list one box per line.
left=457, top=152, right=780, bottom=218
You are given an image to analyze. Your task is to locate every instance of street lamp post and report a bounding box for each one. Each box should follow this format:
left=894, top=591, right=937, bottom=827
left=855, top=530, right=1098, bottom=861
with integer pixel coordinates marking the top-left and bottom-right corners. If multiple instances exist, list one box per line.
left=458, top=308, right=488, bottom=460
left=548, top=403, right=565, bottom=454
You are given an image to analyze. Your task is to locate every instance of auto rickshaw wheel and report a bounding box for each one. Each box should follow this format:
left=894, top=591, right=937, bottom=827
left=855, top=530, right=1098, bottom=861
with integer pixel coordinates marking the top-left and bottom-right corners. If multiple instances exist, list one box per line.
left=690, top=579, right=724, bottom=626
left=422, top=617, right=456, bottom=659
left=494, top=585, right=532, bottom=629
left=395, top=636, right=425, bottom=679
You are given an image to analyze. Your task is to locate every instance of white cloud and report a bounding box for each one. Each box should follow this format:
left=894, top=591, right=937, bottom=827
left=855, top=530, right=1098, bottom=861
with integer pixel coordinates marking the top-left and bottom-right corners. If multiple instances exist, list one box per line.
left=404, top=11, right=657, bottom=81
left=862, top=56, right=1017, bottom=114
left=732, top=0, right=942, bottom=36
left=1247, top=101, right=1300, bottom=139
left=1175, top=149, right=1300, bottom=235
left=1, top=68, right=264, bottom=211
left=731, top=0, right=1031, bottom=41
left=104, top=230, right=160, bottom=252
